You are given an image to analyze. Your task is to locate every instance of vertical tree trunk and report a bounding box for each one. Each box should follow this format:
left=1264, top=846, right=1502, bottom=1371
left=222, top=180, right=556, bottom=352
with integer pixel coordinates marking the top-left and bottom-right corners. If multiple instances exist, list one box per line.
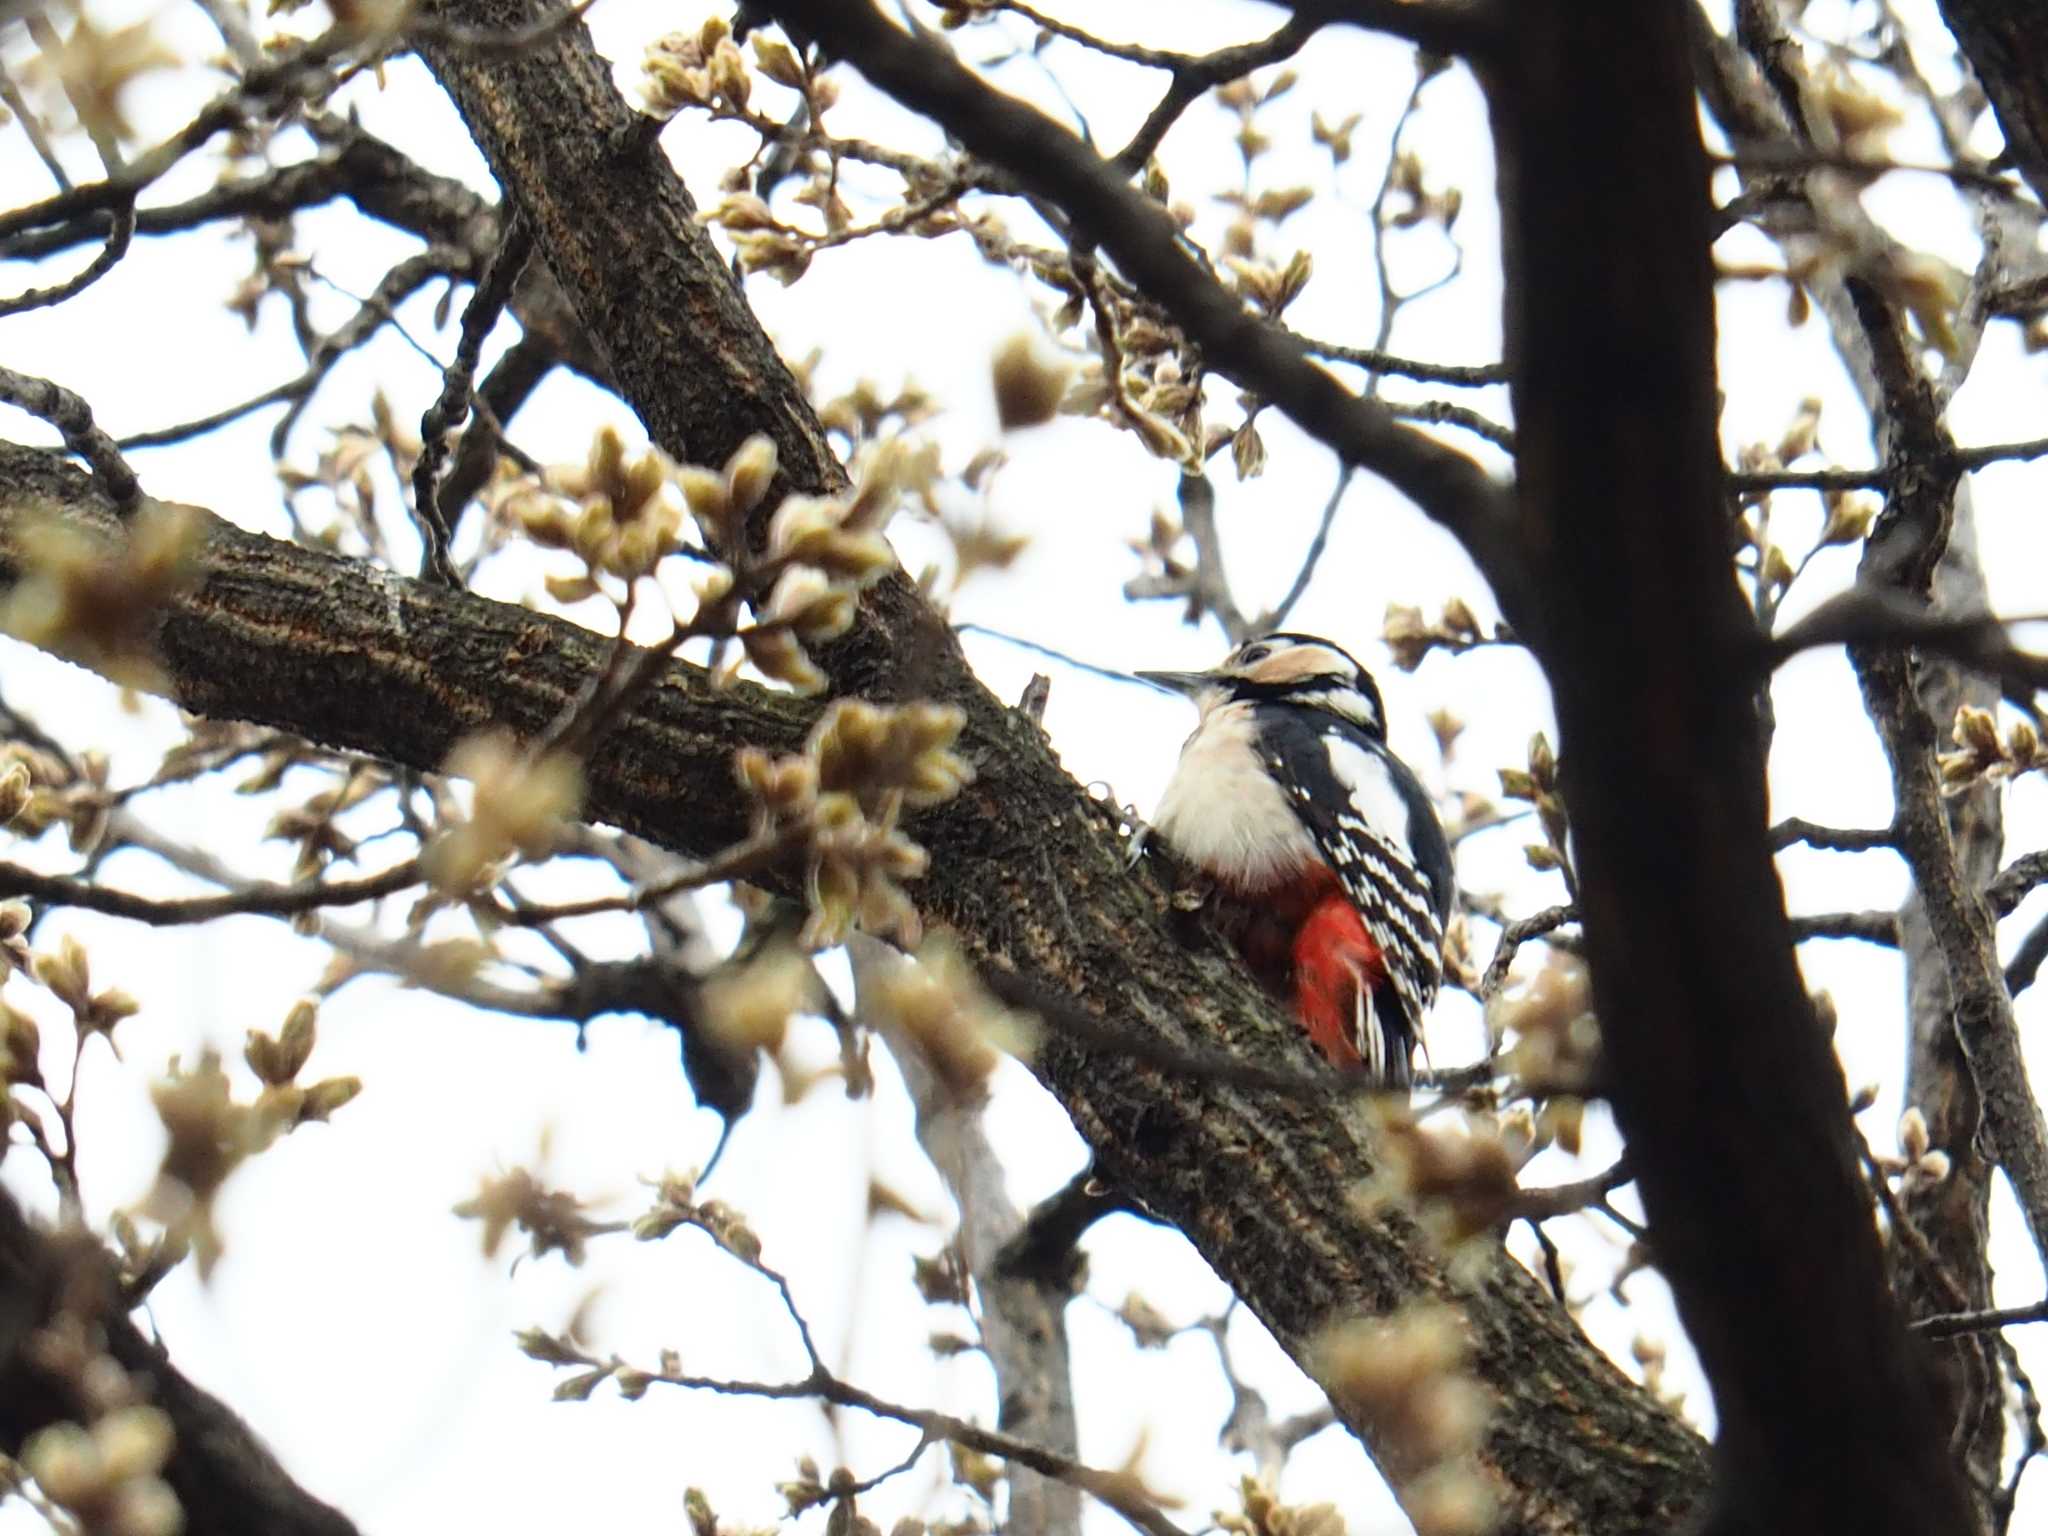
left=1483, top=4, right=1973, bottom=1531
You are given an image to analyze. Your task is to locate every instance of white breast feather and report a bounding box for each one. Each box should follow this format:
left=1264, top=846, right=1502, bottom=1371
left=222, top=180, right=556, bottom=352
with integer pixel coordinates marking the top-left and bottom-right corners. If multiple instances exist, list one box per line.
left=1152, top=703, right=1316, bottom=890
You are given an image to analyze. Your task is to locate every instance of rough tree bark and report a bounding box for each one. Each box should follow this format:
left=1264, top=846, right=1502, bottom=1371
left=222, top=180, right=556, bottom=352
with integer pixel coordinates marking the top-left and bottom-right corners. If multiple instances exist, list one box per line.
left=1483, top=4, right=1971, bottom=1534
left=1935, top=0, right=2048, bottom=207
left=1893, top=504, right=2006, bottom=1530
left=0, top=0, right=2007, bottom=1531
left=0, top=1187, right=359, bottom=1536
left=852, top=939, right=1081, bottom=1536
left=0, top=439, right=1707, bottom=1533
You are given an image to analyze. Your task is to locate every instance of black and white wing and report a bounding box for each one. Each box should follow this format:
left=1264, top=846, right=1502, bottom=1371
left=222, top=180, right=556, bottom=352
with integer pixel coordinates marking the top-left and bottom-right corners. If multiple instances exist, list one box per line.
left=1258, top=713, right=1455, bottom=1074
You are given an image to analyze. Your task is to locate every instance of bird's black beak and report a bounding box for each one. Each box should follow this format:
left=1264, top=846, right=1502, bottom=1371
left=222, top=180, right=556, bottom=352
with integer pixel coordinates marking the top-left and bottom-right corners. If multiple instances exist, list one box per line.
left=1135, top=668, right=1218, bottom=698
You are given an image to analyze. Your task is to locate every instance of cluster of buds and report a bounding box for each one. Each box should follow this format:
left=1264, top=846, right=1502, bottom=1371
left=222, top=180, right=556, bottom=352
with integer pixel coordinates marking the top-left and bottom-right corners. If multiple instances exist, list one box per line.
left=1215, top=1475, right=1345, bottom=1536
left=1383, top=148, right=1464, bottom=234
left=703, top=189, right=807, bottom=286
left=1313, top=1305, right=1494, bottom=1536
left=0, top=757, right=32, bottom=828
left=1362, top=1104, right=1520, bottom=1250
left=1225, top=248, right=1314, bottom=319
left=1312, top=110, right=1364, bottom=164
left=264, top=762, right=381, bottom=882
left=1213, top=71, right=1300, bottom=255
left=20, top=1404, right=180, bottom=1536
left=1497, top=732, right=1573, bottom=883
left=243, top=998, right=361, bottom=1134
left=143, top=999, right=359, bottom=1276
left=1731, top=393, right=1828, bottom=508
left=1381, top=598, right=1485, bottom=673
left=641, top=16, right=755, bottom=119
left=422, top=730, right=583, bottom=895
left=1488, top=952, right=1600, bottom=1103
left=508, top=411, right=920, bottom=691
left=737, top=698, right=971, bottom=948
left=279, top=394, right=423, bottom=551
left=0, top=898, right=31, bottom=982
left=0, top=988, right=40, bottom=1153
left=507, top=426, right=686, bottom=595
left=866, top=937, right=1037, bottom=1101
left=1734, top=398, right=1875, bottom=578
left=512, top=1326, right=667, bottom=1405
left=686, top=434, right=904, bottom=695
left=34, top=934, right=138, bottom=1044
left=696, top=945, right=819, bottom=1063
left=1060, top=334, right=1201, bottom=466
left=1938, top=704, right=2048, bottom=795
left=803, top=793, right=924, bottom=947
left=0, top=502, right=202, bottom=693
left=815, top=376, right=939, bottom=444
left=0, top=742, right=110, bottom=853
left=631, top=1170, right=763, bottom=1266
left=1878, top=1106, right=1954, bottom=1194
left=452, top=1163, right=614, bottom=1266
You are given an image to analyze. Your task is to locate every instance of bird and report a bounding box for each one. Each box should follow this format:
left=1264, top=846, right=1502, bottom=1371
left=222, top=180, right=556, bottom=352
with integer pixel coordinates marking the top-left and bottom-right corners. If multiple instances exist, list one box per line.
left=1139, top=632, right=1454, bottom=1085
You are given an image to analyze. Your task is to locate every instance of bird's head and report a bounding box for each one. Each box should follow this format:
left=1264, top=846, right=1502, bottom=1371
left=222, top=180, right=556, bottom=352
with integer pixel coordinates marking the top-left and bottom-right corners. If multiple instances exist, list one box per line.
left=1138, top=632, right=1386, bottom=738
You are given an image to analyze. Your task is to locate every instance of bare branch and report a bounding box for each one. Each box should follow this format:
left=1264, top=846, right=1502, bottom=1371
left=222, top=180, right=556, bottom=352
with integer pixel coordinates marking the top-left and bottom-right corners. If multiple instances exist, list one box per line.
left=0, top=365, right=139, bottom=507
left=0, top=1188, right=361, bottom=1536
left=1770, top=818, right=1897, bottom=852
left=0, top=441, right=1709, bottom=1529
left=1262, top=463, right=1352, bottom=630
left=1914, top=1298, right=2048, bottom=1341
left=412, top=216, right=532, bottom=584
left=0, top=859, right=422, bottom=925
left=1296, top=336, right=1508, bottom=387
left=751, top=0, right=1530, bottom=627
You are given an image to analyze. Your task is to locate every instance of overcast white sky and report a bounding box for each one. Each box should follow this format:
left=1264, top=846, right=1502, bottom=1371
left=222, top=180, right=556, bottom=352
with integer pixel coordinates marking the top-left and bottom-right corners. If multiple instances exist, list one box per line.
left=2, top=1, right=2047, bottom=1533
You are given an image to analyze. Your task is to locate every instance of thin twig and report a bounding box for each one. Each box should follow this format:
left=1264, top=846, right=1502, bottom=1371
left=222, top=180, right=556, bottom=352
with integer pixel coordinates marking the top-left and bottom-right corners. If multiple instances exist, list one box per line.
left=1175, top=468, right=1252, bottom=642
left=0, top=365, right=139, bottom=508
left=0, top=204, right=134, bottom=317
left=1769, top=818, right=1897, bottom=852
left=1787, top=910, right=1899, bottom=945
left=482, top=831, right=794, bottom=926
left=1912, top=1298, right=2048, bottom=1339
left=1709, top=146, right=2030, bottom=199
left=1987, top=850, right=2048, bottom=918
left=0, top=859, right=420, bottom=925
left=1295, top=336, right=1507, bottom=387
left=1510, top=1159, right=1632, bottom=1223
left=413, top=216, right=533, bottom=585
left=1478, top=903, right=1575, bottom=997
left=0, top=59, right=70, bottom=192
left=1105, top=13, right=1321, bottom=171
left=1262, top=462, right=1353, bottom=629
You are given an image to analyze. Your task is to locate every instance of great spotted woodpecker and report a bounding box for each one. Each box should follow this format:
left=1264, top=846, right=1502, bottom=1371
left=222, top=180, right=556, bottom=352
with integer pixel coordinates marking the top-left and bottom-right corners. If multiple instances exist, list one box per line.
left=1140, top=633, right=1454, bottom=1085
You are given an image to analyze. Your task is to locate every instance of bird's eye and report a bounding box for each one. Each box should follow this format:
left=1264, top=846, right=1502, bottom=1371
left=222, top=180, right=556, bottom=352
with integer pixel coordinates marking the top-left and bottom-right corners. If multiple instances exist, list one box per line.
left=1239, top=644, right=1271, bottom=665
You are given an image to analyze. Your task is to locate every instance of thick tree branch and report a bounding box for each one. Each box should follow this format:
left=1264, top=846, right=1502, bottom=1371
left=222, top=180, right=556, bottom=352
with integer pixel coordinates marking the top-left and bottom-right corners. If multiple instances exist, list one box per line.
left=0, top=449, right=1707, bottom=1533
left=1934, top=1, right=2048, bottom=208
left=854, top=940, right=1080, bottom=1536
left=0, top=1187, right=359, bottom=1536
